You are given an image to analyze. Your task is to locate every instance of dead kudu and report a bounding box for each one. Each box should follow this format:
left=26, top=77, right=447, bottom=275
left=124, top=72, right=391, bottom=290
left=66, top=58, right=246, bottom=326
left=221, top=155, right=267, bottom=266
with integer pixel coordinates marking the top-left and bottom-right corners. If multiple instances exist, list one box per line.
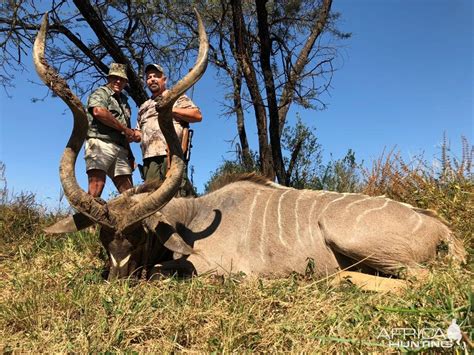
left=36, top=13, right=466, bottom=292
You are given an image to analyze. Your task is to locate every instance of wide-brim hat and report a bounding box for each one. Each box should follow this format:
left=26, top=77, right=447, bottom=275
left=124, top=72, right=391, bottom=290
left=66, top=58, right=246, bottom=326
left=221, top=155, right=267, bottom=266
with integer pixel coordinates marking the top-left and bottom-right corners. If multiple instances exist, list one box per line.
left=145, top=63, right=165, bottom=74
left=108, top=63, right=128, bottom=81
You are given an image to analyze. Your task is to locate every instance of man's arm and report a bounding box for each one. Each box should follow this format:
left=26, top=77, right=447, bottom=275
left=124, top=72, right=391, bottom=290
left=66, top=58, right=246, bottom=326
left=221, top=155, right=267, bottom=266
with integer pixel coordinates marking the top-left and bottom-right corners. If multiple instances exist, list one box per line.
left=92, top=107, right=134, bottom=139
left=172, top=106, right=202, bottom=123
left=92, top=107, right=139, bottom=142
left=165, top=93, right=202, bottom=124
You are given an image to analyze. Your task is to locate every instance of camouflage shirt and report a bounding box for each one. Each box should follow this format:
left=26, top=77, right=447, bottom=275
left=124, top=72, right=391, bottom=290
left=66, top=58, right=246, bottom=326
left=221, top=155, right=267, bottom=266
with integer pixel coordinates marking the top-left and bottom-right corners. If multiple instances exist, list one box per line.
left=86, top=85, right=131, bottom=147
left=136, top=95, right=197, bottom=158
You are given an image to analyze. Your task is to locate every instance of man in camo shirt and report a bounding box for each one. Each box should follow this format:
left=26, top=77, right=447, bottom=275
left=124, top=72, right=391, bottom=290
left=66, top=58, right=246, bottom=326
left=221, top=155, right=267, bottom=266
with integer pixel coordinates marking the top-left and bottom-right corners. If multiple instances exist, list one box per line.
left=135, top=64, right=202, bottom=186
left=85, top=63, right=140, bottom=198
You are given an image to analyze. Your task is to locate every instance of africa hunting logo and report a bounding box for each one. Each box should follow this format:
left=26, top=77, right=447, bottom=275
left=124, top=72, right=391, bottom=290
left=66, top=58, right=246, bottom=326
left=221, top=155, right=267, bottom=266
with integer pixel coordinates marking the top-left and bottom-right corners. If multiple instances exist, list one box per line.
left=376, top=319, right=465, bottom=350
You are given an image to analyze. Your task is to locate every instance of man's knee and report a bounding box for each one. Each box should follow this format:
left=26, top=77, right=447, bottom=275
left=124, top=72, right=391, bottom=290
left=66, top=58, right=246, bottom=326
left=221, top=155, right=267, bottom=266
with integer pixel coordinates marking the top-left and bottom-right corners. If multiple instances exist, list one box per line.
left=113, top=175, right=132, bottom=193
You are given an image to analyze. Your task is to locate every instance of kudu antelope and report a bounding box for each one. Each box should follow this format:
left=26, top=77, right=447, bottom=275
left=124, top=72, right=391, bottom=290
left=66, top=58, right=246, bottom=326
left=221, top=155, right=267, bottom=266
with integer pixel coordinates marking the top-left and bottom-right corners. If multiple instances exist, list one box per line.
left=37, top=12, right=466, bottom=291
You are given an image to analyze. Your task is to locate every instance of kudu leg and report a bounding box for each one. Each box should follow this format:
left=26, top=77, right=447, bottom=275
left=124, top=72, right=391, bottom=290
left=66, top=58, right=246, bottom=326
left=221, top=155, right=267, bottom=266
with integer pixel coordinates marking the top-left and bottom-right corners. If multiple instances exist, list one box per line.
left=330, top=271, right=408, bottom=294
left=320, top=220, right=430, bottom=277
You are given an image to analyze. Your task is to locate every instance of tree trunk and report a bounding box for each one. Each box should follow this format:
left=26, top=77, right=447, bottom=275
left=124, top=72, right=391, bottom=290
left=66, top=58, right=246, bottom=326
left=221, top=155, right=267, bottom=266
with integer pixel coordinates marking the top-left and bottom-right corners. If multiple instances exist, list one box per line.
left=232, top=74, right=253, bottom=170
left=256, top=0, right=287, bottom=184
left=230, top=0, right=273, bottom=178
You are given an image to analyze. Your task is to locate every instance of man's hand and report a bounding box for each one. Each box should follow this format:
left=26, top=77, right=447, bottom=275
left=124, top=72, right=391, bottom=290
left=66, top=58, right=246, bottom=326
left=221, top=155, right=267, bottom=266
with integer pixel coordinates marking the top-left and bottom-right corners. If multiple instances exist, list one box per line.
left=128, top=157, right=137, bottom=170
left=124, top=128, right=140, bottom=142
left=131, top=129, right=141, bottom=142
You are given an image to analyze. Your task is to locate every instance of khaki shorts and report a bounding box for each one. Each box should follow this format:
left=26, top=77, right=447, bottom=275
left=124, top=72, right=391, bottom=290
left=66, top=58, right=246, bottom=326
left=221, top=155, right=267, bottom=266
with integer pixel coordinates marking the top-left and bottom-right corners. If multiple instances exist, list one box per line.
left=84, top=138, right=132, bottom=178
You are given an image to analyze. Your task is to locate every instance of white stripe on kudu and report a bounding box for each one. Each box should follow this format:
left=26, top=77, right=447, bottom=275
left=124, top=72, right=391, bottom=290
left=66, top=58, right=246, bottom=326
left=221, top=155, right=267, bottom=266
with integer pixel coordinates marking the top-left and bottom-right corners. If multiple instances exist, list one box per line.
left=411, top=212, right=424, bottom=235
left=119, top=254, right=131, bottom=268
left=295, top=192, right=305, bottom=247
left=345, top=196, right=371, bottom=211
left=319, top=194, right=348, bottom=216
left=243, top=190, right=260, bottom=244
left=110, top=254, right=118, bottom=267
left=109, top=254, right=130, bottom=268
left=308, top=197, right=319, bottom=245
left=258, top=191, right=273, bottom=263
left=356, top=199, right=389, bottom=223
left=277, top=190, right=291, bottom=247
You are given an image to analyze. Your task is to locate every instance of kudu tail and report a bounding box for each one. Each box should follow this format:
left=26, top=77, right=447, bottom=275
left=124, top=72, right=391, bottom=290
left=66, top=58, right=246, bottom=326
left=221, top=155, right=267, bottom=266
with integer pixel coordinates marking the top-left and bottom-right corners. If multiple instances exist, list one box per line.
left=441, top=231, right=467, bottom=264
left=415, top=208, right=467, bottom=264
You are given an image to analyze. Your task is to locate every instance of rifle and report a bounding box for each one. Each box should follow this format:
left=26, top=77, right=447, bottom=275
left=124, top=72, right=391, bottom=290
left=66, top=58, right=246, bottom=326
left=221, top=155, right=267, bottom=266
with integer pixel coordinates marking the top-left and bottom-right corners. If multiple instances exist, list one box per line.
left=182, top=126, right=194, bottom=164
left=165, top=124, right=194, bottom=176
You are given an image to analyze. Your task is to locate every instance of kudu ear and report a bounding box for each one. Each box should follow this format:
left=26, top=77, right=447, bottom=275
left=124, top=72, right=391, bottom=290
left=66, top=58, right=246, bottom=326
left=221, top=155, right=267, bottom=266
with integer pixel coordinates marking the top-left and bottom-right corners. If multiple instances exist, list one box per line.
left=142, top=213, right=194, bottom=257
left=158, top=224, right=195, bottom=258
left=44, top=213, right=94, bottom=234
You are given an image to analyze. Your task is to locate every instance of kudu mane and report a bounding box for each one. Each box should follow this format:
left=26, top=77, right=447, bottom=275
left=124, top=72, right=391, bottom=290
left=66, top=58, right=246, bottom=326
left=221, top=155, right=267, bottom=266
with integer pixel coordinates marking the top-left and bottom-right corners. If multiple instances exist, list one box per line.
left=208, top=174, right=444, bottom=217
left=206, top=172, right=283, bottom=193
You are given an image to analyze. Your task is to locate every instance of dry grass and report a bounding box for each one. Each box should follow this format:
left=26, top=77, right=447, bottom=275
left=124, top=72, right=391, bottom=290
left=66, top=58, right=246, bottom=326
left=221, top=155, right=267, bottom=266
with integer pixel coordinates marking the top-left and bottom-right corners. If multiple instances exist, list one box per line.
left=1, top=142, right=472, bottom=352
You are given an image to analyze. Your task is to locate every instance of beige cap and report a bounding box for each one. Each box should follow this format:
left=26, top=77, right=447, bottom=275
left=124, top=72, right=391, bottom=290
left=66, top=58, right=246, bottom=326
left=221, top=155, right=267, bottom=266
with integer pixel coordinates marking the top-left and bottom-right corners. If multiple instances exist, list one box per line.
left=108, top=63, right=128, bottom=81
left=145, top=63, right=165, bottom=74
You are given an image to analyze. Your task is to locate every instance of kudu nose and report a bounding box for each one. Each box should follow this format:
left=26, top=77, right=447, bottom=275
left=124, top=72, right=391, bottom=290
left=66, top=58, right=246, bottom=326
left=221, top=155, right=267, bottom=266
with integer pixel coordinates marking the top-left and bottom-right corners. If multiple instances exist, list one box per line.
left=107, top=252, right=133, bottom=280
left=107, top=264, right=133, bottom=281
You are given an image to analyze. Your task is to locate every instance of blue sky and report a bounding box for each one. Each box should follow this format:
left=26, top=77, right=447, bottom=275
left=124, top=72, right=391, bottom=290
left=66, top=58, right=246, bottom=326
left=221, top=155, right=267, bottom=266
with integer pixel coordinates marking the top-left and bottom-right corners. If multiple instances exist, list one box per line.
left=0, top=0, right=472, bottom=210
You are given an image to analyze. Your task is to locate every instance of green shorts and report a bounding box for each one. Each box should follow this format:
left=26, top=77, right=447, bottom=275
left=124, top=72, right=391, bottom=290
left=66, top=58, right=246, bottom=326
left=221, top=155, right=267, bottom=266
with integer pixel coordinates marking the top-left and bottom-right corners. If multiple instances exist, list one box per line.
left=142, top=156, right=168, bottom=182
left=142, top=156, right=195, bottom=197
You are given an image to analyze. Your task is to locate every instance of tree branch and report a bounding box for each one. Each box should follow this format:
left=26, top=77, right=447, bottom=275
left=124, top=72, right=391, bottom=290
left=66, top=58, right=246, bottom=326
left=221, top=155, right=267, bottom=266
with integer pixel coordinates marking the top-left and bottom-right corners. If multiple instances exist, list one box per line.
left=53, top=22, right=109, bottom=74
left=278, top=0, right=333, bottom=131
left=72, top=0, right=148, bottom=106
